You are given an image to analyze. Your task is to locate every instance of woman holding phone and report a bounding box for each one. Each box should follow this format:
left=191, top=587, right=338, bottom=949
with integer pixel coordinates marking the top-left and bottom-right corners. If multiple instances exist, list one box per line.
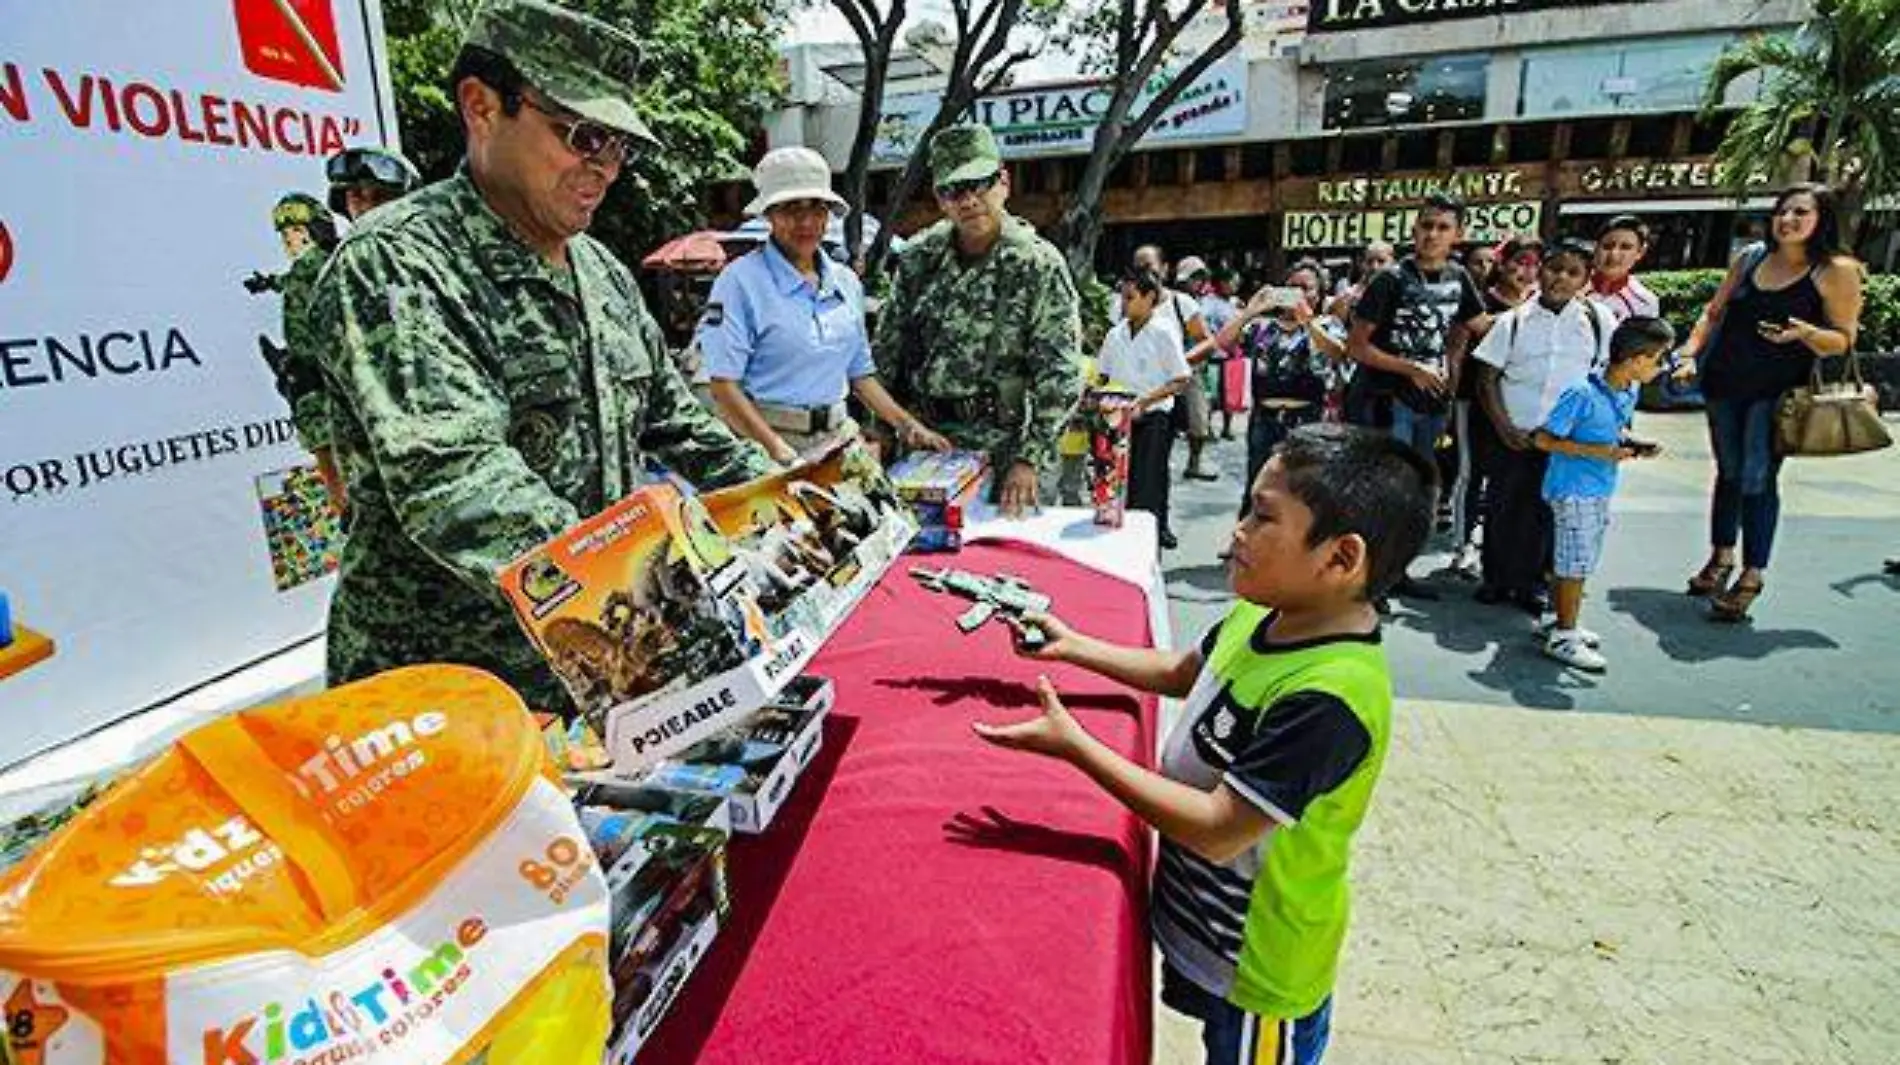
left=1679, top=184, right=1864, bottom=621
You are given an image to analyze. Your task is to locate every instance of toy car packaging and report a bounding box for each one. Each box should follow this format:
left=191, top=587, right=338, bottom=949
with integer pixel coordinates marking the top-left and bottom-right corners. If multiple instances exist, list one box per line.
left=0, top=665, right=613, bottom=1065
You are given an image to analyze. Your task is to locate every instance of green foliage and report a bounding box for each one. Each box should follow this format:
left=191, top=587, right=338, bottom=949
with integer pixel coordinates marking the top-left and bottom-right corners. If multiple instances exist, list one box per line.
left=1076, top=273, right=1115, bottom=354
left=382, top=0, right=785, bottom=264
left=1645, top=268, right=1900, bottom=353
left=1703, top=0, right=1900, bottom=238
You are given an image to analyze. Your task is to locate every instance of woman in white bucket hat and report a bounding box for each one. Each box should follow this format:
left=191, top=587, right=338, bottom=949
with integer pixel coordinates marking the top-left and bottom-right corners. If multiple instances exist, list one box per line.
left=697, top=146, right=949, bottom=461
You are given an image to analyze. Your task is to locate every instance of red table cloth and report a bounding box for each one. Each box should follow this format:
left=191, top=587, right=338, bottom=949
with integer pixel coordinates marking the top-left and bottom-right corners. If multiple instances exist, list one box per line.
left=642, top=540, right=1159, bottom=1064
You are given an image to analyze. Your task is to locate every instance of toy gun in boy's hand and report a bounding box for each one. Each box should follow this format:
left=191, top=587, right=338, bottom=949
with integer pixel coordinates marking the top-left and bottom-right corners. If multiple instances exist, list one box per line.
left=910, top=567, right=1052, bottom=650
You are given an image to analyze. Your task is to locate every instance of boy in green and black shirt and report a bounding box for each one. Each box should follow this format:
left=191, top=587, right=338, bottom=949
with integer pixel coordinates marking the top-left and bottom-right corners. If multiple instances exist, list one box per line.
left=976, top=424, right=1436, bottom=1064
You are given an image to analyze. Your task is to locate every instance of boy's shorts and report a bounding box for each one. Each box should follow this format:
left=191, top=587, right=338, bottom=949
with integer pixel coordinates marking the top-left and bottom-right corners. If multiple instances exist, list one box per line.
left=1163, top=963, right=1332, bottom=1065
left=1550, top=494, right=1612, bottom=579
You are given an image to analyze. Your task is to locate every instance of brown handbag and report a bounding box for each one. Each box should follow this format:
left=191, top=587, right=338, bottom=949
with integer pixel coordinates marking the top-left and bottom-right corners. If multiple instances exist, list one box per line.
left=1776, top=350, right=1892, bottom=456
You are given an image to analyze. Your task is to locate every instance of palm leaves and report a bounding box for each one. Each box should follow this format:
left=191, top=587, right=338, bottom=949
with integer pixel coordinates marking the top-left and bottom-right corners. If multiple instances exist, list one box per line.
left=1703, top=0, right=1900, bottom=238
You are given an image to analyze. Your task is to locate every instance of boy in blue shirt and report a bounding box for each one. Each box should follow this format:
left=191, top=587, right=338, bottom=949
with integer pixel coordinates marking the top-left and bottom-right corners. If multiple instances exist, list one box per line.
left=1533, top=317, right=1675, bottom=671
left=973, top=425, right=1436, bottom=1064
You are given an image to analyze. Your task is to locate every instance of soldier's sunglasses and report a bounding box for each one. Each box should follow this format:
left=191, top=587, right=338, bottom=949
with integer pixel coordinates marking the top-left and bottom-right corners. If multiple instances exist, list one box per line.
left=522, top=96, right=633, bottom=164
left=934, top=172, right=1000, bottom=201
left=326, top=148, right=411, bottom=188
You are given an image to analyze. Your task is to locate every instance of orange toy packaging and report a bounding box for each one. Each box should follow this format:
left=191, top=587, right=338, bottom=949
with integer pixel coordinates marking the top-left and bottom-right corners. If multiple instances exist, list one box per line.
left=0, top=665, right=614, bottom=1065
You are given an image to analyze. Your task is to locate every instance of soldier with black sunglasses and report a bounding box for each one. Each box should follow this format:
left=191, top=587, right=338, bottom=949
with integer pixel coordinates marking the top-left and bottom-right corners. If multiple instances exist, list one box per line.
left=307, top=0, right=770, bottom=719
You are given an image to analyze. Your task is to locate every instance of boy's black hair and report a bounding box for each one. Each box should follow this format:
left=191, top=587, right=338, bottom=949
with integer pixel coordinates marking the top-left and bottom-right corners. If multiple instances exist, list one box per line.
left=1120, top=267, right=1165, bottom=299
left=1609, top=316, right=1676, bottom=365
left=1419, top=192, right=1466, bottom=227
left=1543, top=236, right=1595, bottom=268
left=1275, top=424, right=1437, bottom=601
left=1598, top=214, right=1651, bottom=246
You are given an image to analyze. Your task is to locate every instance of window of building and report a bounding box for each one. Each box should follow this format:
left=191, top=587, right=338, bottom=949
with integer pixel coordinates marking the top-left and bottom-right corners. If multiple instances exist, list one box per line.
left=1243, top=143, right=1276, bottom=180
left=1148, top=151, right=1181, bottom=185
left=1340, top=134, right=1382, bottom=172
left=1196, top=147, right=1229, bottom=183
left=1508, top=123, right=1555, bottom=163
left=1519, top=33, right=1763, bottom=119
left=1626, top=116, right=1675, bottom=157
left=1323, top=55, right=1487, bottom=131
left=1395, top=130, right=1436, bottom=170
left=1690, top=113, right=1734, bottom=154
left=1287, top=140, right=1326, bottom=177
left=1453, top=125, right=1495, bottom=167
left=1570, top=118, right=1615, bottom=160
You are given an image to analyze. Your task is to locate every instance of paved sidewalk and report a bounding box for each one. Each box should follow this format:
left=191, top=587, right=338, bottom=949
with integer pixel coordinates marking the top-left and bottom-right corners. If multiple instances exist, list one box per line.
left=1155, top=412, right=1900, bottom=1065
left=1158, top=697, right=1900, bottom=1065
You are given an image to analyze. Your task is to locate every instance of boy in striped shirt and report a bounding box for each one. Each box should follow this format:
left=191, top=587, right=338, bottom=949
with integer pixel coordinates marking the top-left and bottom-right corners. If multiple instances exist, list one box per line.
left=976, top=425, right=1435, bottom=1064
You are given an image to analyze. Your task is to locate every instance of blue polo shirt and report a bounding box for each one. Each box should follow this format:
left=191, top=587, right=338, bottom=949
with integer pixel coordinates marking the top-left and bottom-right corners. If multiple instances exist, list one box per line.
left=697, top=240, right=875, bottom=408
left=1542, top=374, right=1637, bottom=500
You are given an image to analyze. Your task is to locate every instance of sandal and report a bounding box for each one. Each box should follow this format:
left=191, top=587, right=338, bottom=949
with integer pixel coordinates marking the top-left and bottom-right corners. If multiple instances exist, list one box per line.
left=1710, top=577, right=1763, bottom=623
left=1687, top=559, right=1735, bottom=597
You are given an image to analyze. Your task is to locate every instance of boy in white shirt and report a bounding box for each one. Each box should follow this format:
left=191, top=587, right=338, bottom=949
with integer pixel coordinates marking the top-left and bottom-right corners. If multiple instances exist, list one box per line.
left=1468, top=238, right=1616, bottom=614
left=1099, top=269, right=1193, bottom=550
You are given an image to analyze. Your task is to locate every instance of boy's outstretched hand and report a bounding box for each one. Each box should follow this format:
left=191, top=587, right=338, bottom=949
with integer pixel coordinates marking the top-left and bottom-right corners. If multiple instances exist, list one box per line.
left=972, top=676, right=1085, bottom=761
left=1006, top=611, right=1079, bottom=661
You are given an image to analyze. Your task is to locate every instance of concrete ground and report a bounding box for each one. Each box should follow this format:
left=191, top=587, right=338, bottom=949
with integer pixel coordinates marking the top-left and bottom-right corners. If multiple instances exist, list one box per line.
left=1154, top=411, right=1900, bottom=1065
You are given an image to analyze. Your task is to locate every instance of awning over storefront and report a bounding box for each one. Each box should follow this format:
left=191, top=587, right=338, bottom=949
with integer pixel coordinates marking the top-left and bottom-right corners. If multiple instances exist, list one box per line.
left=1560, top=197, right=1776, bottom=214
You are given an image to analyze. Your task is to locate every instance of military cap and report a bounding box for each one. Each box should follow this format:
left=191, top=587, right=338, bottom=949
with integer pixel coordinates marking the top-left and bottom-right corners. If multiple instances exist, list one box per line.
left=463, top=0, right=657, bottom=146
left=271, top=193, right=330, bottom=232
left=929, top=124, right=1003, bottom=186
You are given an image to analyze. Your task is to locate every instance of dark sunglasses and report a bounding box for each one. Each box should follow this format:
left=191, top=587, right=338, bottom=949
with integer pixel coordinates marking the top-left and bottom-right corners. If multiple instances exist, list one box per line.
left=326, top=148, right=411, bottom=188
left=934, top=172, right=999, bottom=201
left=522, top=96, right=633, bottom=164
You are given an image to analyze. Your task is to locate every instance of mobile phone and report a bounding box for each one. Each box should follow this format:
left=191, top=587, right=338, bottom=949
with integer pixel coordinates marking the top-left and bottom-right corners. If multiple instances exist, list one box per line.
left=1259, top=286, right=1305, bottom=310
left=1627, top=439, right=1661, bottom=457
left=1755, top=319, right=1787, bottom=334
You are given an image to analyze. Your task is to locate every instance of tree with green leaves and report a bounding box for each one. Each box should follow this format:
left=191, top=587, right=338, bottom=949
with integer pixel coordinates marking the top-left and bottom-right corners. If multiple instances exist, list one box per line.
left=1052, top=0, right=1243, bottom=273
left=1703, top=0, right=1900, bottom=245
left=382, top=0, right=786, bottom=264
left=829, top=0, right=1056, bottom=278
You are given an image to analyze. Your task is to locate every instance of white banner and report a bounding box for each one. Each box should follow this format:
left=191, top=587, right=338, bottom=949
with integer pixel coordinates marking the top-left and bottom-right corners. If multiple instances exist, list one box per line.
left=0, top=0, right=397, bottom=762
left=873, top=54, right=1249, bottom=164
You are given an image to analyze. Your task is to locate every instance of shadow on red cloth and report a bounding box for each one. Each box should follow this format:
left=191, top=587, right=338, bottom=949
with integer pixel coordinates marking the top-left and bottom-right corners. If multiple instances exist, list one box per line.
left=942, top=805, right=1146, bottom=889
left=642, top=713, right=861, bottom=1060
left=876, top=674, right=1144, bottom=717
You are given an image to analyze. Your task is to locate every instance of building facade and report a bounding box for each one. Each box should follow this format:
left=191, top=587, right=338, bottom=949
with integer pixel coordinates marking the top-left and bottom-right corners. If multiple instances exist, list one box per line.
left=744, top=0, right=1814, bottom=277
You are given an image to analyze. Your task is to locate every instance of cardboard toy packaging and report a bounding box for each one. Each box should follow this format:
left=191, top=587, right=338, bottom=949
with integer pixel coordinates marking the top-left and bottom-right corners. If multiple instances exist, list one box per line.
left=887, top=450, right=988, bottom=504
left=1083, top=388, right=1140, bottom=528
left=502, top=442, right=909, bottom=774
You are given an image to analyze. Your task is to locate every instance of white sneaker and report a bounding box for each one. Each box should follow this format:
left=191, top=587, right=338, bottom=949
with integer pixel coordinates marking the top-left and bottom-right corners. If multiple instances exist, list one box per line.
left=1534, top=615, right=1600, bottom=647
left=1452, top=543, right=1482, bottom=580
left=1544, top=632, right=1608, bottom=672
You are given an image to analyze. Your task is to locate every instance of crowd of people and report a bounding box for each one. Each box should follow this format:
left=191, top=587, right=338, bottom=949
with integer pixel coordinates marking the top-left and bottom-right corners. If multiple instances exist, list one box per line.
left=1094, top=187, right=1867, bottom=670
left=252, top=3, right=1874, bottom=1062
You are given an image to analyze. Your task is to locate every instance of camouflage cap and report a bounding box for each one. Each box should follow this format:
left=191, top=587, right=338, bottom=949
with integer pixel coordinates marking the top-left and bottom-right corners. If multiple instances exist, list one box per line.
left=463, top=0, right=657, bottom=146
left=271, top=193, right=331, bottom=232
left=929, top=124, right=1002, bottom=186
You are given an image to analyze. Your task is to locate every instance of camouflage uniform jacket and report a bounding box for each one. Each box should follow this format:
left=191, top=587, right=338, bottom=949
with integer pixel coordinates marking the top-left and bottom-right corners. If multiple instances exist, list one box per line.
left=874, top=214, right=1081, bottom=481
left=310, top=171, right=772, bottom=714
left=280, top=244, right=334, bottom=451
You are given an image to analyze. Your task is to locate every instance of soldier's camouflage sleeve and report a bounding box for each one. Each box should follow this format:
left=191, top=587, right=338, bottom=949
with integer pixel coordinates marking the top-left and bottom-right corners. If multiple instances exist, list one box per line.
left=1013, top=249, right=1083, bottom=473
left=313, top=239, right=579, bottom=593
left=280, top=248, right=333, bottom=451
left=629, top=296, right=774, bottom=489
left=871, top=247, right=921, bottom=403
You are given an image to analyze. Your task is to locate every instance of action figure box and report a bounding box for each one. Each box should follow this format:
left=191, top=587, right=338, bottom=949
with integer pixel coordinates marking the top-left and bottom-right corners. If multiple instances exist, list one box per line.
left=590, top=820, right=731, bottom=1064
left=572, top=675, right=834, bottom=836
left=1083, top=387, right=1140, bottom=528
left=503, top=443, right=909, bottom=775
left=887, top=449, right=988, bottom=504
left=499, top=482, right=767, bottom=738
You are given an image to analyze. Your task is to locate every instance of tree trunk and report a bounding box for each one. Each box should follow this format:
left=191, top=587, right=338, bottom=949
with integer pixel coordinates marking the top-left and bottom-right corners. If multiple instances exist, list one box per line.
left=1058, top=133, right=1119, bottom=275
left=840, top=40, right=892, bottom=265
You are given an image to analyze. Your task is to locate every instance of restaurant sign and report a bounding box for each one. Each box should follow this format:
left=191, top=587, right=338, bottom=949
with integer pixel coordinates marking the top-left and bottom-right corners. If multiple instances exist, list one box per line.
left=1285, top=201, right=1543, bottom=249
left=1316, top=168, right=1531, bottom=208
left=1574, top=159, right=1771, bottom=196
left=1308, top=0, right=1633, bottom=33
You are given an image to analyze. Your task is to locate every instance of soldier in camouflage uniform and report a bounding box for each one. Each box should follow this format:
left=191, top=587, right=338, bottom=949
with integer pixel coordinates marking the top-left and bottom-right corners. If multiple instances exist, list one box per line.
left=309, top=0, right=771, bottom=717
left=268, top=194, right=344, bottom=505
left=874, top=124, right=1082, bottom=516
left=278, top=151, right=422, bottom=512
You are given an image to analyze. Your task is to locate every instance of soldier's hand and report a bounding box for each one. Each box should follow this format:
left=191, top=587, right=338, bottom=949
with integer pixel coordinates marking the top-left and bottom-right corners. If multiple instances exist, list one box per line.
left=902, top=420, right=953, bottom=453
left=1000, top=462, right=1039, bottom=518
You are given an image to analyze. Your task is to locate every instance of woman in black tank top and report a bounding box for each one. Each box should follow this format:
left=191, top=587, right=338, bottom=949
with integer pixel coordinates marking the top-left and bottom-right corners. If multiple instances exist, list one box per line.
left=1682, top=184, right=1866, bottom=620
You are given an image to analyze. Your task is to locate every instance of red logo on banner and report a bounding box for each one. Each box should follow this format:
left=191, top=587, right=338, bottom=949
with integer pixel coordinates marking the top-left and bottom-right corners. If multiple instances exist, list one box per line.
left=235, top=0, right=347, bottom=93
left=0, top=221, right=14, bottom=285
